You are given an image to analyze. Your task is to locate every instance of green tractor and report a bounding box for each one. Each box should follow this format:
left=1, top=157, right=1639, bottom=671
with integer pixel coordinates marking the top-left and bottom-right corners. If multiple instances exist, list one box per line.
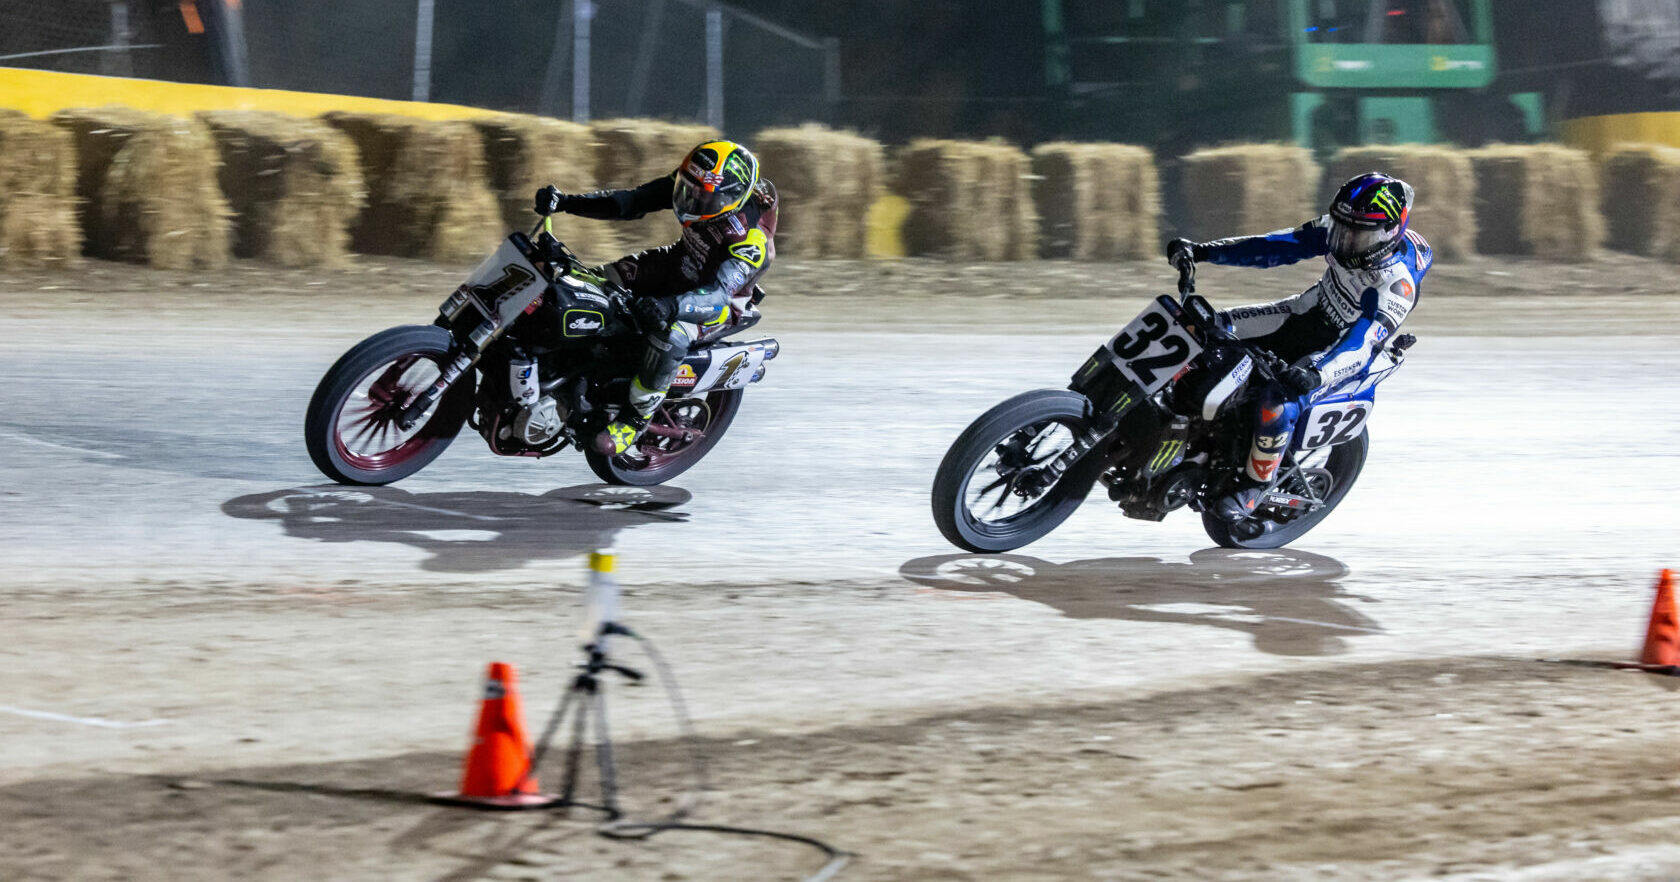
left=1043, top=0, right=1544, bottom=153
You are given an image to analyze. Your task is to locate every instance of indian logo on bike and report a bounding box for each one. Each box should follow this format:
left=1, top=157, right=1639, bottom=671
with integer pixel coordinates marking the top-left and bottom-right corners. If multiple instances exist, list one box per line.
left=563, top=309, right=605, bottom=337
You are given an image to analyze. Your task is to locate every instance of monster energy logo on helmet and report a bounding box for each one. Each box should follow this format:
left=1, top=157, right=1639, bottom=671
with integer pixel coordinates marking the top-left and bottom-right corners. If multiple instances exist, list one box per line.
left=1328, top=172, right=1413, bottom=269
left=674, top=140, right=760, bottom=226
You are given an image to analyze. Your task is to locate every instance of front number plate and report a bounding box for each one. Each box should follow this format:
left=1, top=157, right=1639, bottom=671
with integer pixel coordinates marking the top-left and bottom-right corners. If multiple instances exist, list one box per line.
left=456, top=237, right=547, bottom=327
left=1105, top=300, right=1204, bottom=394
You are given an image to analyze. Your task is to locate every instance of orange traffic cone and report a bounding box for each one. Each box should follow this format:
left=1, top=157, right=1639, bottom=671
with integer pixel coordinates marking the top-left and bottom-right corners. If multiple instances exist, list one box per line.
left=436, top=662, right=555, bottom=809
left=1638, top=569, right=1679, bottom=668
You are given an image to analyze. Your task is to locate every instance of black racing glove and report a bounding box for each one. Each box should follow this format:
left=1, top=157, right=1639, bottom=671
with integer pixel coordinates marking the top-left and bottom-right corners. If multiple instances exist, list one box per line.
left=1280, top=363, right=1321, bottom=397
left=630, top=295, right=677, bottom=331
left=1166, top=237, right=1204, bottom=268
left=534, top=185, right=567, bottom=216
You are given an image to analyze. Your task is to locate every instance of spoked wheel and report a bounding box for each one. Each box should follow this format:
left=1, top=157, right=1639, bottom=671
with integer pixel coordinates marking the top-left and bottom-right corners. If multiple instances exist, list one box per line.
left=1202, top=430, right=1368, bottom=549
left=932, top=389, right=1101, bottom=553
left=585, top=388, right=743, bottom=486
left=305, top=325, right=473, bottom=485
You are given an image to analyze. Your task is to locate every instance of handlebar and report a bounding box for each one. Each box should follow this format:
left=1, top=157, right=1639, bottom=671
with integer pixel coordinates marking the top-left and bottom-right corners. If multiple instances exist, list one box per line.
left=1174, top=255, right=1196, bottom=298
left=1170, top=256, right=1285, bottom=385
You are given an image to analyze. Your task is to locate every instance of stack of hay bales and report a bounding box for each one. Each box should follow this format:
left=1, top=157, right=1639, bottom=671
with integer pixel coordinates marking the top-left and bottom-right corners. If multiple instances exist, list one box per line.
left=753, top=124, right=884, bottom=258
left=198, top=110, right=364, bottom=268
left=51, top=107, right=230, bottom=270
left=897, top=139, right=1035, bottom=261
left=1032, top=142, right=1160, bottom=261
left=322, top=112, right=501, bottom=263
left=589, top=119, right=719, bottom=253
left=1322, top=145, right=1476, bottom=260
left=1180, top=144, right=1318, bottom=240
left=1598, top=144, right=1680, bottom=261
left=1469, top=144, right=1602, bottom=260
left=0, top=114, right=81, bottom=269
left=471, top=114, right=618, bottom=263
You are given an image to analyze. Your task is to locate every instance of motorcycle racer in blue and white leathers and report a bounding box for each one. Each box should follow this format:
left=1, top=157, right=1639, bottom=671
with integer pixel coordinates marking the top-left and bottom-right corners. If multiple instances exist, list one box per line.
left=1167, top=172, right=1429, bottom=523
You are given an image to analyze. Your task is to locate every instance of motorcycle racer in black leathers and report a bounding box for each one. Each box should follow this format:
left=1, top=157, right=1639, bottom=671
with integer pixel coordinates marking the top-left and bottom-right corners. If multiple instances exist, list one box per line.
left=1167, top=172, right=1428, bottom=523
left=535, top=140, right=777, bottom=457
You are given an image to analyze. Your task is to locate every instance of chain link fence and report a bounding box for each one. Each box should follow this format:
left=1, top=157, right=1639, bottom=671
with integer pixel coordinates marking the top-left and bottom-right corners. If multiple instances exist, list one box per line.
left=0, top=0, right=837, bottom=138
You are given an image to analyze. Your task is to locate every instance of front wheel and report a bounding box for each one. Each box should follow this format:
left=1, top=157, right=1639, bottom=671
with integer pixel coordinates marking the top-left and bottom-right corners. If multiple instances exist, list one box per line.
left=585, top=389, right=744, bottom=486
left=1202, top=430, right=1368, bottom=549
left=304, top=325, right=474, bottom=486
left=932, top=389, right=1100, bottom=553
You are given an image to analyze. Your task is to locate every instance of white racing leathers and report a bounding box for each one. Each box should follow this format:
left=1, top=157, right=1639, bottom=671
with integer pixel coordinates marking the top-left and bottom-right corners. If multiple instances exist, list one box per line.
left=1200, top=215, right=1432, bottom=482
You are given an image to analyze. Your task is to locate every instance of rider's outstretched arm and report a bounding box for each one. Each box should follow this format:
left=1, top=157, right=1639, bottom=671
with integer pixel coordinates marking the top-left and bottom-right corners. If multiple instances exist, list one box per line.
left=1199, top=216, right=1332, bottom=269
left=560, top=174, right=676, bottom=221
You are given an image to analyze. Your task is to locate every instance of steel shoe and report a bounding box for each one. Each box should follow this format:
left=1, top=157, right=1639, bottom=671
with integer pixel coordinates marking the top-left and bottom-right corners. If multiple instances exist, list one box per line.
left=593, top=417, right=648, bottom=457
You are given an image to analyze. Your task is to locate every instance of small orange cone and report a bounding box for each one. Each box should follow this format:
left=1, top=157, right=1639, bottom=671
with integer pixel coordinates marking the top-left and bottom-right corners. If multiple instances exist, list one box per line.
left=1638, top=569, right=1679, bottom=668
left=436, top=662, right=554, bottom=809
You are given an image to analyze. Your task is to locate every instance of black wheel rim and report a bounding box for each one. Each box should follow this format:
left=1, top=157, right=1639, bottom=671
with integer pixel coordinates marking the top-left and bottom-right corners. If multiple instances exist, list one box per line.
left=959, top=418, right=1080, bottom=531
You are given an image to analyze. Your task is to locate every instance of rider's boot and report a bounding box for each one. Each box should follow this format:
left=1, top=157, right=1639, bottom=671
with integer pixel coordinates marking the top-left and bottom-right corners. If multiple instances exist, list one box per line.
left=592, top=376, right=667, bottom=456
left=1216, top=399, right=1297, bottom=522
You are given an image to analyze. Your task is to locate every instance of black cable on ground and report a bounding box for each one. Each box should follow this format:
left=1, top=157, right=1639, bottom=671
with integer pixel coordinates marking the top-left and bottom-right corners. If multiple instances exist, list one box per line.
left=597, top=630, right=855, bottom=882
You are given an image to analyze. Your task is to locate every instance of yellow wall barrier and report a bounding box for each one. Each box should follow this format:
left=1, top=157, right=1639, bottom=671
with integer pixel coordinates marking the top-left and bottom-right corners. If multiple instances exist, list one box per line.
left=0, top=66, right=501, bottom=121
left=1562, top=112, right=1680, bottom=154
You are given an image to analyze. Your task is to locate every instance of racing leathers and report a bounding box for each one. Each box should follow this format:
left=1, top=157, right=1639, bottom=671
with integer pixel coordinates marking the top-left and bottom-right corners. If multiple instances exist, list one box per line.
left=554, top=174, right=778, bottom=451
left=1198, top=215, right=1431, bottom=516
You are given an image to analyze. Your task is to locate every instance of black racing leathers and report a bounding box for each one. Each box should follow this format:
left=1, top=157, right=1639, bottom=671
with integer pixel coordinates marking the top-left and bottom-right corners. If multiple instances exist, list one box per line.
left=559, top=174, right=778, bottom=417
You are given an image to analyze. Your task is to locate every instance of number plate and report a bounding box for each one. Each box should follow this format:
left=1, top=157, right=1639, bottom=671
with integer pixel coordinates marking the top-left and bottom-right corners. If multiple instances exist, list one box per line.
left=1298, top=400, right=1372, bottom=450
left=1105, top=299, right=1204, bottom=394
left=454, top=237, right=547, bottom=327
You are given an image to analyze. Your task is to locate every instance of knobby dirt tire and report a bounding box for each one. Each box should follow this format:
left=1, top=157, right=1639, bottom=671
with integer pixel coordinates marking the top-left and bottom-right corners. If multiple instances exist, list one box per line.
left=1201, top=430, right=1368, bottom=549
left=932, top=389, right=1100, bottom=553
left=305, top=325, right=473, bottom=486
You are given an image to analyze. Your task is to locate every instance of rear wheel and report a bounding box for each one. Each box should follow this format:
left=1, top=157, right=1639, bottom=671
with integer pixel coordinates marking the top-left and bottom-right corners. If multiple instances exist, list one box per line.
left=305, top=325, right=473, bottom=486
left=1202, top=431, right=1368, bottom=549
left=932, top=389, right=1101, bottom=553
left=585, top=388, right=743, bottom=486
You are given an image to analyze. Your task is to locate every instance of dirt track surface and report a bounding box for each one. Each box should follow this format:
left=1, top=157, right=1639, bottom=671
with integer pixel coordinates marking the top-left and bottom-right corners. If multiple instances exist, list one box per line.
left=8, top=659, right=1680, bottom=881
left=3, top=254, right=1680, bottom=880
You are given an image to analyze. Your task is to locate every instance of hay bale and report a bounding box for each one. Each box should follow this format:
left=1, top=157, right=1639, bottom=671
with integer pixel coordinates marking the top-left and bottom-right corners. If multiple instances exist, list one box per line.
left=1599, top=144, right=1680, bottom=260
left=1032, top=142, right=1160, bottom=261
left=754, top=124, right=884, bottom=258
left=589, top=119, right=720, bottom=253
left=52, top=107, right=230, bottom=270
left=471, top=114, right=619, bottom=263
left=198, top=110, right=364, bottom=268
left=1470, top=144, right=1602, bottom=260
left=0, top=115, right=80, bottom=269
left=322, top=112, right=501, bottom=263
left=897, top=139, right=1035, bottom=261
left=1181, top=144, right=1318, bottom=242
left=1323, top=145, right=1476, bottom=261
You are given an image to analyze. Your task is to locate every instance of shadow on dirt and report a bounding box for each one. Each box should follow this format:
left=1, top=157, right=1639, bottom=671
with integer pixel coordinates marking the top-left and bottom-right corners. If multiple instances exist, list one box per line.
left=898, top=548, right=1379, bottom=656
left=221, top=484, right=690, bottom=574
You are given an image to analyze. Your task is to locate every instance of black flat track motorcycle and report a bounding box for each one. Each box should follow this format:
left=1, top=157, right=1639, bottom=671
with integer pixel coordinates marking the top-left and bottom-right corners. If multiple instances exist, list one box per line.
left=932, top=260, right=1413, bottom=552
left=305, top=219, right=778, bottom=487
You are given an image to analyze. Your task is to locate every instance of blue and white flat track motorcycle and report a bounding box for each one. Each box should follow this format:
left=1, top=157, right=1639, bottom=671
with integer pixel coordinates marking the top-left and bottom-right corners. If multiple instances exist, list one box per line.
left=932, top=259, right=1414, bottom=552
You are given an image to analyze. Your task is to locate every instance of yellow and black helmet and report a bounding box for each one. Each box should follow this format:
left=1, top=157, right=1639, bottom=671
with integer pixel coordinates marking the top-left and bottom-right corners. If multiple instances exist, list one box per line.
left=673, top=140, right=759, bottom=227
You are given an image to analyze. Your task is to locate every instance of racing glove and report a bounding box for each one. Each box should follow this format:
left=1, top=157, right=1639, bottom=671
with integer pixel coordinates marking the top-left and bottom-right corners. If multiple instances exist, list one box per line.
left=1166, top=237, right=1206, bottom=268
left=534, top=185, right=567, bottom=216
left=1280, top=363, right=1321, bottom=397
left=630, top=295, right=677, bottom=331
